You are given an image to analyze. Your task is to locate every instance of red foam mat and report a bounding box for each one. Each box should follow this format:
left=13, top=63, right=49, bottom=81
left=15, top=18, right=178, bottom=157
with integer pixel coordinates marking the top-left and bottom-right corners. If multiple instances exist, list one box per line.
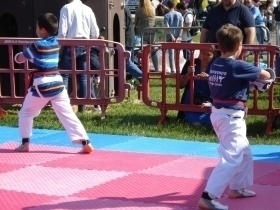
left=0, top=142, right=279, bottom=210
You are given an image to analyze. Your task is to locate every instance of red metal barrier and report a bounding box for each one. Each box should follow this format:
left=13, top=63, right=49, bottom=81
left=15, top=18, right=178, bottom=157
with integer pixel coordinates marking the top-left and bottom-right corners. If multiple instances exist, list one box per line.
left=0, top=38, right=130, bottom=118
left=140, top=42, right=280, bottom=135
left=0, top=107, right=7, bottom=118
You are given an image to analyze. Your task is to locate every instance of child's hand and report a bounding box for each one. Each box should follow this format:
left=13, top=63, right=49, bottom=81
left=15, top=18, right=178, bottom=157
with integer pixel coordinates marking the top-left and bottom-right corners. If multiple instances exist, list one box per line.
left=187, top=66, right=195, bottom=74
left=175, top=37, right=181, bottom=42
left=275, top=46, right=280, bottom=54
left=243, top=51, right=253, bottom=59
left=201, top=102, right=212, bottom=108
left=197, top=72, right=209, bottom=77
left=14, top=52, right=26, bottom=64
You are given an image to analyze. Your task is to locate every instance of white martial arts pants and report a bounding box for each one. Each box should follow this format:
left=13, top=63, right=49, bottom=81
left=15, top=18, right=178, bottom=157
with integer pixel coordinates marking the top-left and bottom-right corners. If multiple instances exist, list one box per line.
left=205, top=107, right=253, bottom=199
left=19, top=83, right=89, bottom=143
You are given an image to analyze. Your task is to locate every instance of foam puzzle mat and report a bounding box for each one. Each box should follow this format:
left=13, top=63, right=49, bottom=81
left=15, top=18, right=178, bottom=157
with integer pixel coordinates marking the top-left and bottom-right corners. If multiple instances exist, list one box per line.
left=0, top=126, right=279, bottom=210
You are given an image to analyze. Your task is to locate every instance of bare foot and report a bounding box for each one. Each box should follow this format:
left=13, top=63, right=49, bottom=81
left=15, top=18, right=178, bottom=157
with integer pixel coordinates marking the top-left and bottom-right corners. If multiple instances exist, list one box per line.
left=198, top=197, right=229, bottom=210
left=15, top=143, right=30, bottom=152
left=79, top=143, right=94, bottom=154
left=228, top=189, right=256, bottom=199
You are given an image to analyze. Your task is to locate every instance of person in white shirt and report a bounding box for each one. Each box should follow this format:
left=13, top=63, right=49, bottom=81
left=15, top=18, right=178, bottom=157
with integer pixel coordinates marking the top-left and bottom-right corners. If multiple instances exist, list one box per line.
left=58, top=0, right=100, bottom=113
left=176, top=2, right=193, bottom=61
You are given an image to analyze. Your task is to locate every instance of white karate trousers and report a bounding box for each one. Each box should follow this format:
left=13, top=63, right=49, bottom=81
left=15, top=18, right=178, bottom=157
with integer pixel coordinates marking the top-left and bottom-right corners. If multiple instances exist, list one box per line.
left=205, top=107, right=253, bottom=198
left=19, top=75, right=89, bottom=143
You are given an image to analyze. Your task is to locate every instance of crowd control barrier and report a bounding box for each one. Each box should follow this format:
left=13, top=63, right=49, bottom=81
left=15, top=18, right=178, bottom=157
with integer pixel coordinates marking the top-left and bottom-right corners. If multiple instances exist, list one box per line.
left=0, top=38, right=130, bottom=119
left=135, top=25, right=271, bottom=74
left=140, top=42, right=280, bottom=135
left=138, top=25, right=270, bottom=48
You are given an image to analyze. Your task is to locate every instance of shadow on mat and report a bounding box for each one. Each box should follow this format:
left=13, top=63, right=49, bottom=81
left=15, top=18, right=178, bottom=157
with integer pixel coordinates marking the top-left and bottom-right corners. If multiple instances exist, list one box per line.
left=22, top=167, right=215, bottom=210
left=0, top=148, right=77, bottom=155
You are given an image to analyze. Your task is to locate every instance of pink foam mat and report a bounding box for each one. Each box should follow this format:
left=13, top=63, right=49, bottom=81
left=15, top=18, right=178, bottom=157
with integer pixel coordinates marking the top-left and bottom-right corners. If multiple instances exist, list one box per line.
left=42, top=150, right=181, bottom=172
left=0, top=190, right=60, bottom=210
left=0, top=142, right=77, bottom=165
left=0, top=142, right=279, bottom=210
left=219, top=184, right=280, bottom=210
left=28, top=196, right=187, bottom=210
left=254, top=169, right=280, bottom=186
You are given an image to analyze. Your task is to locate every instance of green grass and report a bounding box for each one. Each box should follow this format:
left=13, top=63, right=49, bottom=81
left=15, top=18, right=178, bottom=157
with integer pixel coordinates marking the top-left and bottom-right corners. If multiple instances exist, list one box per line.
left=0, top=34, right=279, bottom=145
left=1, top=77, right=280, bottom=145
left=192, top=34, right=200, bottom=43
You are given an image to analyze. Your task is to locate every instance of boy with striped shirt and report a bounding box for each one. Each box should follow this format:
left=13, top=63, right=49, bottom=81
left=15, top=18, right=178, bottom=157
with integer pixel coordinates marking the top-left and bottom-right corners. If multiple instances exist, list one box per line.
left=14, top=13, right=93, bottom=154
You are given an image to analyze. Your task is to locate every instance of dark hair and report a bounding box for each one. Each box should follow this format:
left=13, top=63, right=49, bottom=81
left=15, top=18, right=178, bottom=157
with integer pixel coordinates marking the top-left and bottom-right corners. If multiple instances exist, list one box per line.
left=176, top=2, right=188, bottom=10
left=216, top=24, right=243, bottom=53
left=37, top=13, right=58, bottom=35
left=167, top=0, right=175, bottom=8
left=156, top=4, right=166, bottom=16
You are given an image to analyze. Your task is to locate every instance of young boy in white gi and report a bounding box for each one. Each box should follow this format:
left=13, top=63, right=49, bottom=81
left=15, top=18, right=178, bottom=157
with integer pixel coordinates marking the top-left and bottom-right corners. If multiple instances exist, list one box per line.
left=14, top=13, right=93, bottom=154
left=198, top=24, right=272, bottom=210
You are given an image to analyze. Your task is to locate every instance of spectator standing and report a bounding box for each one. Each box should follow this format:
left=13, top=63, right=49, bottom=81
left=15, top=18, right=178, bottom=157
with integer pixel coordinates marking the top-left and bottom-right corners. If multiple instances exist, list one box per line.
left=245, top=0, right=267, bottom=44
left=273, top=1, right=280, bottom=22
left=253, top=0, right=262, bottom=7
left=176, top=2, right=193, bottom=60
left=164, top=0, right=184, bottom=73
left=273, top=1, right=280, bottom=36
left=124, top=6, right=143, bottom=83
left=200, top=0, right=255, bottom=46
left=156, top=0, right=170, bottom=16
left=135, top=0, right=159, bottom=72
left=265, top=0, right=274, bottom=30
left=58, top=0, right=100, bottom=113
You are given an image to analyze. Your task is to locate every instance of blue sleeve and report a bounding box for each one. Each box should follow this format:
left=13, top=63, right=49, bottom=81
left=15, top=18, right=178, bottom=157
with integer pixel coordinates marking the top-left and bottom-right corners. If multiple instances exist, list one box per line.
left=233, top=61, right=261, bottom=82
left=22, top=42, right=38, bottom=59
left=250, top=7, right=258, bottom=19
left=240, top=5, right=255, bottom=28
left=180, top=13, right=184, bottom=22
left=163, top=14, right=168, bottom=25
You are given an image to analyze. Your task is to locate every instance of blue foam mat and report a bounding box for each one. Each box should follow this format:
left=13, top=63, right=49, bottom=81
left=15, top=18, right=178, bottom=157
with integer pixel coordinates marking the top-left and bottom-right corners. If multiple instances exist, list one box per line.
left=0, top=126, right=61, bottom=143
left=0, top=126, right=279, bottom=163
left=32, top=132, right=142, bottom=149
left=103, top=137, right=219, bottom=156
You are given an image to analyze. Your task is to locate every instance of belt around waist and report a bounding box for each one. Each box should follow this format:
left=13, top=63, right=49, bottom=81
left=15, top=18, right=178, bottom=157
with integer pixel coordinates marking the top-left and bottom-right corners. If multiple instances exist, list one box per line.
left=33, top=70, right=59, bottom=75
left=213, top=99, right=245, bottom=106
left=34, top=73, right=59, bottom=77
left=32, top=70, right=60, bottom=78
left=212, top=107, right=245, bottom=118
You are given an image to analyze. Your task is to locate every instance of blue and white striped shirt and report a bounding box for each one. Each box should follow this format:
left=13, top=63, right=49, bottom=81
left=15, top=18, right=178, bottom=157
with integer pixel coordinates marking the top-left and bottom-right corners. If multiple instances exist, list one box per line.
left=23, top=36, right=64, bottom=98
